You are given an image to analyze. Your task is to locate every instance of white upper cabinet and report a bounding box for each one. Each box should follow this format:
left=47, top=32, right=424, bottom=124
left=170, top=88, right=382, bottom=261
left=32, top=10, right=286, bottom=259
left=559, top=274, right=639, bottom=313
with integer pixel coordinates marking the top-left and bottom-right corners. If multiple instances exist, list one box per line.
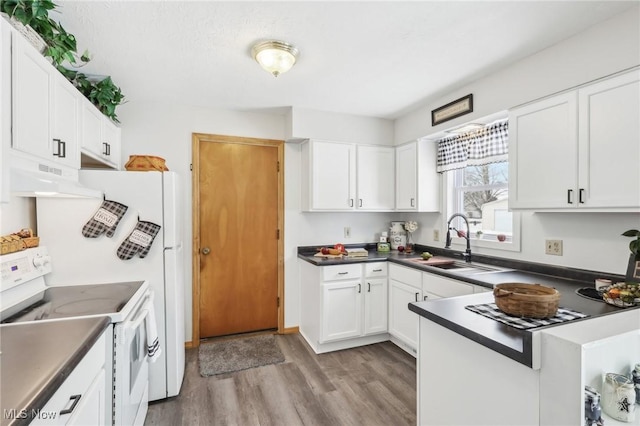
left=577, top=70, right=640, bottom=209
left=12, top=32, right=79, bottom=169
left=301, top=139, right=394, bottom=211
left=356, top=145, right=394, bottom=211
left=81, top=100, right=121, bottom=169
left=395, top=140, right=440, bottom=212
left=509, top=69, right=640, bottom=211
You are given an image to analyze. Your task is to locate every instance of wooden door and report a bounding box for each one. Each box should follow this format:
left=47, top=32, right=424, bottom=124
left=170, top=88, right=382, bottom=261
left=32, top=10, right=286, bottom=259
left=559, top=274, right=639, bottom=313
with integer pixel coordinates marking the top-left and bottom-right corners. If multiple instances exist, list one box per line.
left=193, top=134, right=283, bottom=339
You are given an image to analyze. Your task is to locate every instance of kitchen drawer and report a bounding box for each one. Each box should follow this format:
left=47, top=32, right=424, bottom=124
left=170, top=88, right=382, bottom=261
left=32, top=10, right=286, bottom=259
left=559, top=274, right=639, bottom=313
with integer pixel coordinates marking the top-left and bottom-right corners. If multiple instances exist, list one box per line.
left=422, top=273, right=474, bottom=298
left=32, top=331, right=107, bottom=425
left=389, top=263, right=421, bottom=289
left=322, top=263, right=362, bottom=281
left=365, top=262, right=387, bottom=278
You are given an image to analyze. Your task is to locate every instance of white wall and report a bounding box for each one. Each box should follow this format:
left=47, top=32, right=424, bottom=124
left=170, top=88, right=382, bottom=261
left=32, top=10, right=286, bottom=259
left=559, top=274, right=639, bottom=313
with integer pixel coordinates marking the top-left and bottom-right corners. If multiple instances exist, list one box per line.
left=0, top=196, right=35, bottom=234
left=288, top=107, right=394, bottom=145
left=395, top=9, right=640, bottom=276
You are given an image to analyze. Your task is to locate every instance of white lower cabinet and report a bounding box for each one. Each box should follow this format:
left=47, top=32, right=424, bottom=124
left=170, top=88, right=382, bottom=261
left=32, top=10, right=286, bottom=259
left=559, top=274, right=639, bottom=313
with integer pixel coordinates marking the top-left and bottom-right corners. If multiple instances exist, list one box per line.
left=364, top=277, right=388, bottom=335
left=389, top=278, right=422, bottom=354
left=300, top=260, right=388, bottom=353
left=422, top=272, right=474, bottom=298
left=388, top=264, right=422, bottom=354
left=32, top=330, right=109, bottom=425
left=321, top=279, right=363, bottom=342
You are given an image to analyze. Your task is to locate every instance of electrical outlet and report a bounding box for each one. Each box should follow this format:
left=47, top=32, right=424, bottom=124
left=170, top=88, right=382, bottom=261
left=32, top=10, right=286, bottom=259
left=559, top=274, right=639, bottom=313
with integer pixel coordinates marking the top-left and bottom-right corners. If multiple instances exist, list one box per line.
left=545, top=239, right=563, bottom=256
left=344, top=227, right=351, bottom=238
left=433, top=229, right=440, bottom=242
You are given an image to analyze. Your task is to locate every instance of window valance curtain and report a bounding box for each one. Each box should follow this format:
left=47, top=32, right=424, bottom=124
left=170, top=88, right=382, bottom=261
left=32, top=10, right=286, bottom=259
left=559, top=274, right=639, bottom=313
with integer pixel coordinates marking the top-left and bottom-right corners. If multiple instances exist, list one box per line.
left=436, top=119, right=509, bottom=173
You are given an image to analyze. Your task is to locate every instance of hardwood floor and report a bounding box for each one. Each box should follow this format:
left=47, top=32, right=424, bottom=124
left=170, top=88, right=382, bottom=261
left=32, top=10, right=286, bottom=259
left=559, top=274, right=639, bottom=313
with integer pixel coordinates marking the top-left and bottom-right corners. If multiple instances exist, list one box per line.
left=144, top=334, right=416, bottom=425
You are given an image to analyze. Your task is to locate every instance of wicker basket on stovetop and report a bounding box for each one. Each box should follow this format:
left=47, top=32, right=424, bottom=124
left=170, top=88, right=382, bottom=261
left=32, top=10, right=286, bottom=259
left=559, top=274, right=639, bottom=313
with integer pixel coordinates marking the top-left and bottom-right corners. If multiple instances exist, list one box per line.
left=493, top=283, right=560, bottom=319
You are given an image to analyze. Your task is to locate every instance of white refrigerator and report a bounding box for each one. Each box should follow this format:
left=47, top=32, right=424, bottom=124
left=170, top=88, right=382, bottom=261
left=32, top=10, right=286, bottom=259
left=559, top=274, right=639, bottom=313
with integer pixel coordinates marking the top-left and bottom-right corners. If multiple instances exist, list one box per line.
left=36, top=170, right=185, bottom=402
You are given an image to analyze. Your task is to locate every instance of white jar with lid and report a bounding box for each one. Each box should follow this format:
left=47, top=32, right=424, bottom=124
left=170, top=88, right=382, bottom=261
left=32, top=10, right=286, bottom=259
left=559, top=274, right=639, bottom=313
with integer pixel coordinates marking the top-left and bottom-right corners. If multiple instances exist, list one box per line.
left=602, top=373, right=636, bottom=422
left=389, top=221, right=406, bottom=250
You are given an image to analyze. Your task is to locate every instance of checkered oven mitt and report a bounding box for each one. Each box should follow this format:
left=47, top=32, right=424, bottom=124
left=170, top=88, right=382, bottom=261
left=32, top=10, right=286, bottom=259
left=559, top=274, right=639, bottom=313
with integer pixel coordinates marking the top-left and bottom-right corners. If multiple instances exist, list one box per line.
left=82, top=200, right=128, bottom=238
left=117, top=220, right=161, bottom=260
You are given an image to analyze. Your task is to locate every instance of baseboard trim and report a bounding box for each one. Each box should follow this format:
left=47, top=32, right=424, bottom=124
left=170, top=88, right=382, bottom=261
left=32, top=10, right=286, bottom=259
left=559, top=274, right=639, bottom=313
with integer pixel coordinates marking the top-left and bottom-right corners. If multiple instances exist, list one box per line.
left=281, top=326, right=299, bottom=335
left=185, top=341, right=195, bottom=349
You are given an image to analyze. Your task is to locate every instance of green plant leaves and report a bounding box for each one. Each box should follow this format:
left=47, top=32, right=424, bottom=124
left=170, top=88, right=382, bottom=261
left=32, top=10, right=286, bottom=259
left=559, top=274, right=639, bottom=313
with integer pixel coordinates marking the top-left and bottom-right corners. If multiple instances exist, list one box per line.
left=622, top=229, right=640, bottom=256
left=4, top=0, right=124, bottom=122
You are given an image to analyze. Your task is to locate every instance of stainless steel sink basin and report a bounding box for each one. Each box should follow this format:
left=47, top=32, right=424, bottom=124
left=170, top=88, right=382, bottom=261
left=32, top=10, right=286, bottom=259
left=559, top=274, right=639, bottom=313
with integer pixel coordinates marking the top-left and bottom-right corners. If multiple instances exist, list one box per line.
left=411, top=259, right=511, bottom=275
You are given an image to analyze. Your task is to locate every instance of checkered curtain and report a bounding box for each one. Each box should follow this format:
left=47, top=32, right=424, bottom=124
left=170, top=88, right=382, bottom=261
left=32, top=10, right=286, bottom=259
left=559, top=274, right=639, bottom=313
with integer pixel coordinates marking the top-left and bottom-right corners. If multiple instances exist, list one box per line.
left=436, top=119, right=509, bottom=173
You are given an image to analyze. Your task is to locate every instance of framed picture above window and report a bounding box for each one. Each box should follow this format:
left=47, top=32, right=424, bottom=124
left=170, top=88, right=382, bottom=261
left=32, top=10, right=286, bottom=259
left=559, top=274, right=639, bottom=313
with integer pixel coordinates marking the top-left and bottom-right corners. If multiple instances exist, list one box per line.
left=432, top=94, right=473, bottom=126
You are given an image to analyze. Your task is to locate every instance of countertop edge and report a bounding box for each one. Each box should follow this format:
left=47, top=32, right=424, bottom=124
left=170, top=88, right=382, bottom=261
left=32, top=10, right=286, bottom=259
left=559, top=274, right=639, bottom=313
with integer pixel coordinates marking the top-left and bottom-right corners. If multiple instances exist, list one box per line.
left=5, top=317, right=110, bottom=426
left=408, top=302, right=533, bottom=367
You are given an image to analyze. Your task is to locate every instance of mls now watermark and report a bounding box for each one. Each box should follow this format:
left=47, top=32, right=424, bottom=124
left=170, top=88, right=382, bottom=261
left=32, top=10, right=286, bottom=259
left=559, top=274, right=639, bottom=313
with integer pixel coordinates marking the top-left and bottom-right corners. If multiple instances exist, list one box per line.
left=4, top=409, right=58, bottom=420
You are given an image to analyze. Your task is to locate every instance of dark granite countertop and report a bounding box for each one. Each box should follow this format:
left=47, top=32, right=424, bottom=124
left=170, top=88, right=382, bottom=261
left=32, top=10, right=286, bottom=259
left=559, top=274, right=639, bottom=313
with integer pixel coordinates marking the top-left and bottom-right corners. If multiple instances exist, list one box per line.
left=299, top=242, right=635, bottom=367
left=0, top=317, right=110, bottom=426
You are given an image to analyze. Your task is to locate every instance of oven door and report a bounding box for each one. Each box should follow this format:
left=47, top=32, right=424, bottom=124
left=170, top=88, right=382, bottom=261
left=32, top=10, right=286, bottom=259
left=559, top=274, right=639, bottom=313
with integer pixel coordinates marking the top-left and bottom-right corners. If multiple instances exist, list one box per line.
left=114, top=292, right=151, bottom=426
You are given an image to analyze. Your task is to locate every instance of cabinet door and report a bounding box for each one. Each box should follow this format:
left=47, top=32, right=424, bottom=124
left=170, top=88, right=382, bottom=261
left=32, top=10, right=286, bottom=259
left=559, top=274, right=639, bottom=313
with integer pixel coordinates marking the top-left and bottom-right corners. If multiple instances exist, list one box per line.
left=422, top=273, right=474, bottom=298
left=310, top=141, right=356, bottom=210
left=12, top=35, right=51, bottom=160
left=51, top=76, right=79, bottom=168
left=81, top=102, right=105, bottom=159
left=509, top=92, right=578, bottom=209
left=396, top=142, right=417, bottom=210
left=321, top=280, right=362, bottom=342
left=363, top=277, right=388, bottom=335
left=388, top=279, right=421, bottom=351
left=356, top=145, right=394, bottom=210
left=578, top=70, right=640, bottom=208
left=102, top=120, right=121, bottom=168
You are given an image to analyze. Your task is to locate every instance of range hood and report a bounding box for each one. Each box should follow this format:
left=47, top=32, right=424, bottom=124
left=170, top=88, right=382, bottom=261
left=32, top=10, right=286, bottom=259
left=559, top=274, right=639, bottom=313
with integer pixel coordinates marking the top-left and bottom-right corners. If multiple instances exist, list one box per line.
left=10, top=168, right=102, bottom=198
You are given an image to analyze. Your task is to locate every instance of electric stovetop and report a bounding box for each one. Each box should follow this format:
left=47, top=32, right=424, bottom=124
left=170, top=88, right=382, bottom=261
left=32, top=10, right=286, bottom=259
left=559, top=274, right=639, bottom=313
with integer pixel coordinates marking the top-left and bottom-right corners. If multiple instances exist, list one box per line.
left=1, top=281, right=145, bottom=324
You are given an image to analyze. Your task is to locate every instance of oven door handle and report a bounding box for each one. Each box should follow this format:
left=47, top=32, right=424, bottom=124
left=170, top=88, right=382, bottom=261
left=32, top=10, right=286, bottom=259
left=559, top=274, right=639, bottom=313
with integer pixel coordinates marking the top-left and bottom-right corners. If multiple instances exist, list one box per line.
left=127, top=293, right=153, bottom=332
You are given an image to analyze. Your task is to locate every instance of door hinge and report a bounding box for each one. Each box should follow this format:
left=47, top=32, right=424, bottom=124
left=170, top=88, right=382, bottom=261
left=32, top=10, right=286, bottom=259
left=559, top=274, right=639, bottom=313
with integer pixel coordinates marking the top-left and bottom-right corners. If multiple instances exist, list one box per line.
left=277, top=297, right=280, bottom=308
left=277, top=161, right=280, bottom=172
left=277, top=229, right=280, bottom=239
left=190, top=163, right=193, bottom=171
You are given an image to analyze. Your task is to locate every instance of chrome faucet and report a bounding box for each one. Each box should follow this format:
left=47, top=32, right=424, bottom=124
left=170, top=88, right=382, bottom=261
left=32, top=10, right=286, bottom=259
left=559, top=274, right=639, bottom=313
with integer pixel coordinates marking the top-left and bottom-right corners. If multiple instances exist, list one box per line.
left=445, top=213, right=472, bottom=263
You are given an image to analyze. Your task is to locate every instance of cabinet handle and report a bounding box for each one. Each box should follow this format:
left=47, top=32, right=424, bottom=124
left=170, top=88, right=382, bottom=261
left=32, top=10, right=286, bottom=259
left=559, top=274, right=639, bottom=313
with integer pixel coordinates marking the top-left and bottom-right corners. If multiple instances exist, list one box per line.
left=579, top=188, right=585, bottom=204
left=367, top=282, right=371, bottom=292
left=103, top=142, right=111, bottom=156
left=373, top=268, right=382, bottom=272
left=52, top=138, right=65, bottom=158
left=359, top=199, right=363, bottom=207
left=358, top=283, right=361, bottom=293
left=423, top=295, right=429, bottom=301
left=60, top=394, right=82, bottom=415
left=411, top=198, right=415, bottom=207
left=337, top=272, right=349, bottom=275
left=567, top=189, right=573, bottom=204
left=349, top=199, right=354, bottom=207
left=415, top=292, right=419, bottom=302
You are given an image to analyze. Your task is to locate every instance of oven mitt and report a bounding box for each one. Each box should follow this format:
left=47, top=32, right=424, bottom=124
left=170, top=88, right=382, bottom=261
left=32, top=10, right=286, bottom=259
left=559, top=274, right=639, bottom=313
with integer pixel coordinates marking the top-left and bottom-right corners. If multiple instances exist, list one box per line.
left=117, top=220, right=161, bottom=260
left=82, top=200, right=128, bottom=238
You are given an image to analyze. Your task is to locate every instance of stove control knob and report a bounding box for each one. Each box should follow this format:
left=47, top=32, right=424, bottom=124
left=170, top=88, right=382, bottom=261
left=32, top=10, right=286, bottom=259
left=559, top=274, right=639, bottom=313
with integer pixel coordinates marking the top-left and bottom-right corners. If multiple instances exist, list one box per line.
left=33, top=254, right=51, bottom=269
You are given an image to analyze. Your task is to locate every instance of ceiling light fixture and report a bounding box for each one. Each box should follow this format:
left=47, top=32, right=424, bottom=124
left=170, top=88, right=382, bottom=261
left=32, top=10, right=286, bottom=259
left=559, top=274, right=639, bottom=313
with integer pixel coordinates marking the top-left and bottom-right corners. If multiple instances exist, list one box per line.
left=251, top=40, right=299, bottom=77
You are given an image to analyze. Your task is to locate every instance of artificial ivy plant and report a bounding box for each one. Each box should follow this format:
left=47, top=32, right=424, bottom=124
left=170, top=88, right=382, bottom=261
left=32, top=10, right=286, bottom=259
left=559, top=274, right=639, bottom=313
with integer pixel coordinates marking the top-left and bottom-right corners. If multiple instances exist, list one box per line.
left=1, top=0, right=124, bottom=122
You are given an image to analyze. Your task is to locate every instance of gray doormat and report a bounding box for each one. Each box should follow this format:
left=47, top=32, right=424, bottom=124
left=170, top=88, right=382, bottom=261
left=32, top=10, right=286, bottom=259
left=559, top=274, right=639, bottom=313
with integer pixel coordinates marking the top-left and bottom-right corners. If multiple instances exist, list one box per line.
left=198, top=334, right=285, bottom=376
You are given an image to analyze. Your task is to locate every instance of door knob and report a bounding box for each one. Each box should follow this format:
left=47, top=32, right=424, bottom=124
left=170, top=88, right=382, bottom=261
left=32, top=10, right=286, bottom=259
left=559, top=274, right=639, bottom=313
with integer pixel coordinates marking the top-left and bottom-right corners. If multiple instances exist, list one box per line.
left=201, top=247, right=211, bottom=255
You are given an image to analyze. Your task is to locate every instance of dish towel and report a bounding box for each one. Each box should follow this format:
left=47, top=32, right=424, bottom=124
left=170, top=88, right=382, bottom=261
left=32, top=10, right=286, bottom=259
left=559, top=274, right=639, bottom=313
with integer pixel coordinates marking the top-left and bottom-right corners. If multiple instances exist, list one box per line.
left=465, top=303, right=589, bottom=330
left=145, top=294, right=162, bottom=363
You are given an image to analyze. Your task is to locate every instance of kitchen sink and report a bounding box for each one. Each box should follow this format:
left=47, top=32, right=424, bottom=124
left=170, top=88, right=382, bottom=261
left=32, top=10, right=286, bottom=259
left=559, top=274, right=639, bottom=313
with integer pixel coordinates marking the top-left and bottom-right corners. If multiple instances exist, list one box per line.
left=409, top=258, right=511, bottom=275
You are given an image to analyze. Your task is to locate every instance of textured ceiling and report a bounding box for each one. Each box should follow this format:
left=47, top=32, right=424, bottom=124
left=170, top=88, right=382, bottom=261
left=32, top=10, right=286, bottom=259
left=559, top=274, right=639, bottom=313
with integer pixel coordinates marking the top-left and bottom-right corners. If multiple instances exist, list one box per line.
left=54, top=1, right=636, bottom=119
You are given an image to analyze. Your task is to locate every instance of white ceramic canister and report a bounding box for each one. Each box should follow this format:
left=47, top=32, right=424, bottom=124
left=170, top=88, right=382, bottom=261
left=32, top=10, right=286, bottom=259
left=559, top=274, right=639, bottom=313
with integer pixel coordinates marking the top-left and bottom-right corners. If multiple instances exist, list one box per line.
left=602, top=373, right=636, bottom=422
left=389, top=221, right=406, bottom=250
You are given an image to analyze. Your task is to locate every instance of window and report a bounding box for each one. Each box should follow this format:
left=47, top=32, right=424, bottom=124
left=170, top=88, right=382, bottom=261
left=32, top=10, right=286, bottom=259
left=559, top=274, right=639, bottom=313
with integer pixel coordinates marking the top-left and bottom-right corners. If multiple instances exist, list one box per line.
left=438, top=116, right=520, bottom=252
